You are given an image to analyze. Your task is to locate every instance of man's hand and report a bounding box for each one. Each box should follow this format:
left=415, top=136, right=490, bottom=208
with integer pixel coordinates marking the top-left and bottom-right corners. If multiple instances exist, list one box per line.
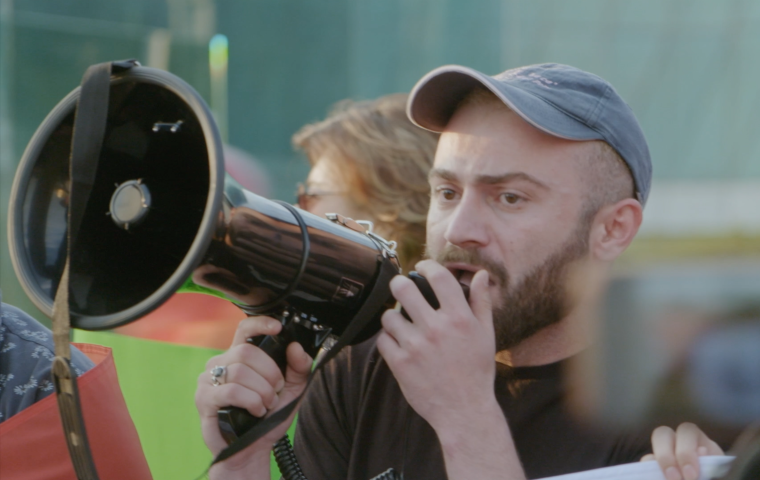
left=377, top=260, right=496, bottom=430
left=640, top=423, right=724, bottom=480
left=194, top=316, right=312, bottom=480
left=377, top=260, right=525, bottom=480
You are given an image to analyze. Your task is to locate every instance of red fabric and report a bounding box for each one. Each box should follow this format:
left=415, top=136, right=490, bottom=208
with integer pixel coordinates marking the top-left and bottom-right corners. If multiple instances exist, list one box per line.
left=115, top=293, right=243, bottom=350
left=0, top=343, right=152, bottom=480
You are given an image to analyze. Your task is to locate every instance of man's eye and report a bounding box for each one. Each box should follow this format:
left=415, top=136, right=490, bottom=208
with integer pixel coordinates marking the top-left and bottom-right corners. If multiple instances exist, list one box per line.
left=436, top=187, right=457, bottom=201
left=501, top=193, right=520, bottom=204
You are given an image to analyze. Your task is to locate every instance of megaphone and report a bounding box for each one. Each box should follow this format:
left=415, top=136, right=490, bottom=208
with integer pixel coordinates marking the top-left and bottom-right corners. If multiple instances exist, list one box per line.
left=6, top=63, right=458, bottom=457
left=8, top=63, right=400, bottom=339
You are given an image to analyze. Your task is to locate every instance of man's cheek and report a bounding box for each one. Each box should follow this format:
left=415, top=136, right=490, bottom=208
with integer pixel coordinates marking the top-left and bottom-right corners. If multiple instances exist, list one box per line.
left=425, top=224, right=447, bottom=256
left=488, top=285, right=503, bottom=311
left=425, top=204, right=448, bottom=230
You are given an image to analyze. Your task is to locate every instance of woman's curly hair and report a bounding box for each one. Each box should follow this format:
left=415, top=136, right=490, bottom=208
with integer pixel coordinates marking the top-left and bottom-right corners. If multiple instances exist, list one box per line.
left=293, top=93, right=439, bottom=273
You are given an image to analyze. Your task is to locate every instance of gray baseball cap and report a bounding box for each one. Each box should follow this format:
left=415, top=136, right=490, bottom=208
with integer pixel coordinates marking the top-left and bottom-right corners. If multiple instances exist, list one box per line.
left=407, top=63, right=652, bottom=205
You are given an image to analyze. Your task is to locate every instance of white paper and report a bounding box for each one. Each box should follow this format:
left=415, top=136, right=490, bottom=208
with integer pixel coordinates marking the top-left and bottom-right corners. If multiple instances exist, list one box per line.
left=538, top=456, right=735, bottom=480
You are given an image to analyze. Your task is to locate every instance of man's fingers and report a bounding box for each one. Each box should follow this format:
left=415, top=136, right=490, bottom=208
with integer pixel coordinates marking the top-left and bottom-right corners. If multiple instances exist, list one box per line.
left=651, top=426, right=682, bottom=480
left=231, top=316, right=282, bottom=347
left=196, top=379, right=268, bottom=418
left=674, top=422, right=723, bottom=480
left=199, top=417, right=226, bottom=455
left=381, top=309, right=416, bottom=347
left=414, top=260, right=469, bottom=313
left=469, top=270, right=492, bottom=328
left=697, top=433, right=723, bottom=456
left=650, top=423, right=723, bottom=480
left=224, top=362, right=279, bottom=409
left=376, top=329, right=404, bottom=369
left=390, top=275, right=435, bottom=324
left=228, top=384, right=269, bottom=418
left=674, top=423, right=701, bottom=480
left=206, top=343, right=285, bottom=393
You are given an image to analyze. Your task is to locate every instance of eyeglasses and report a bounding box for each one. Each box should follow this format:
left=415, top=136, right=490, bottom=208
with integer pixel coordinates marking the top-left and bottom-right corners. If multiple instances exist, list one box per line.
left=295, top=182, right=346, bottom=210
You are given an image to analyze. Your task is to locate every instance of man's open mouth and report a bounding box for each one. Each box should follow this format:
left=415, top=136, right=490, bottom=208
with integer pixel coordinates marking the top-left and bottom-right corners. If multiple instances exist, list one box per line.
left=446, top=264, right=480, bottom=287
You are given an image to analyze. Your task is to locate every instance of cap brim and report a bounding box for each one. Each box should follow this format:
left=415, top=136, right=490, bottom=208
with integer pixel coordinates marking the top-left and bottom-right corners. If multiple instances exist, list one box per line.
left=407, top=65, right=602, bottom=142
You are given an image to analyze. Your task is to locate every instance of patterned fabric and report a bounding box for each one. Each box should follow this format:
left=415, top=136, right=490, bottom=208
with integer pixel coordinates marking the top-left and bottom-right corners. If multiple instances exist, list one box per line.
left=0, top=292, right=94, bottom=423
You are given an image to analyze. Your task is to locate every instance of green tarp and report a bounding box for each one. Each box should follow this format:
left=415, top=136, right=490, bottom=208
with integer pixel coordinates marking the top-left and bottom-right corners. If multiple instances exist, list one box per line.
left=72, top=330, right=292, bottom=480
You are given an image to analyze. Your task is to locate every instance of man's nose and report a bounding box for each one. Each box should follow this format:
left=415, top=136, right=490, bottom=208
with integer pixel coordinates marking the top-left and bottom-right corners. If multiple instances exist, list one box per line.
left=443, top=192, right=490, bottom=249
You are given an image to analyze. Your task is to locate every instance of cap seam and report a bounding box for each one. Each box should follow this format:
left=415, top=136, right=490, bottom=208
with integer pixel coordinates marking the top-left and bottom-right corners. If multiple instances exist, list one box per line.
left=410, top=65, right=602, bottom=138
left=581, top=108, right=646, bottom=204
left=503, top=85, right=608, bottom=140
left=513, top=85, right=645, bottom=203
left=586, top=84, right=612, bottom=128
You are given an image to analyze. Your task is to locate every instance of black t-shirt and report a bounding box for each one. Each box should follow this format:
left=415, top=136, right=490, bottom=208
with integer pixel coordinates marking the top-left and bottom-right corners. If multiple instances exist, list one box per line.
left=294, top=336, right=651, bottom=480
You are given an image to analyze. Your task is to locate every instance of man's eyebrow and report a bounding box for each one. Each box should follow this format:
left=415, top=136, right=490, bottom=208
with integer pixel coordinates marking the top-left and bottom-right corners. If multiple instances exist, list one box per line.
left=475, top=172, right=549, bottom=189
left=428, top=168, right=458, bottom=182
left=429, top=168, right=548, bottom=189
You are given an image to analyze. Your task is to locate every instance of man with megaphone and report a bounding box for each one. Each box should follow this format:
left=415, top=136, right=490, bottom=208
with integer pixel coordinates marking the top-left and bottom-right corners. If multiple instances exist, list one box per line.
left=195, top=63, right=724, bottom=480
left=9, top=57, right=726, bottom=480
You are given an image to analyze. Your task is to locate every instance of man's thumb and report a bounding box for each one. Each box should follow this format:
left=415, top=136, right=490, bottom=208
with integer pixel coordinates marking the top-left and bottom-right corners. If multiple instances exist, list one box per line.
left=284, top=342, right=312, bottom=386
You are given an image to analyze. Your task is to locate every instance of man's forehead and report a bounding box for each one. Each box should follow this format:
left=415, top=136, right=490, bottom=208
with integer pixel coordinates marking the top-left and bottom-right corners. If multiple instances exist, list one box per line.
left=433, top=133, right=573, bottom=173
left=432, top=127, right=592, bottom=192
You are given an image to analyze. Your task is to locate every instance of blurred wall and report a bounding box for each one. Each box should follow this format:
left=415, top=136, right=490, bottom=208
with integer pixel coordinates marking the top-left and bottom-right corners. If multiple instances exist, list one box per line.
left=2, top=0, right=760, bottom=320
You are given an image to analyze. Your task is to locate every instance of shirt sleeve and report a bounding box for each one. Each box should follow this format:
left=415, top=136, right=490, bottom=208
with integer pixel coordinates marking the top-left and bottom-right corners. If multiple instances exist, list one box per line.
left=0, top=302, right=95, bottom=423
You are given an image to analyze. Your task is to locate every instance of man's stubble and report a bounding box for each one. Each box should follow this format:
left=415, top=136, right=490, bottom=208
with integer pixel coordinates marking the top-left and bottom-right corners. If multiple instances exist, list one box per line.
left=428, top=215, right=591, bottom=351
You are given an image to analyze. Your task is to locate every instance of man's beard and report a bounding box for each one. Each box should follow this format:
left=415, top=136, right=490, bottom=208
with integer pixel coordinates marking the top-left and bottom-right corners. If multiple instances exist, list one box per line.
left=429, top=221, right=591, bottom=351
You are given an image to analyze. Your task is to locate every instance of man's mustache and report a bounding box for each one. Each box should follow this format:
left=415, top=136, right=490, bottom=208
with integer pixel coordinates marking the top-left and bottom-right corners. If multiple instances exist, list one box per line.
left=426, top=245, right=508, bottom=287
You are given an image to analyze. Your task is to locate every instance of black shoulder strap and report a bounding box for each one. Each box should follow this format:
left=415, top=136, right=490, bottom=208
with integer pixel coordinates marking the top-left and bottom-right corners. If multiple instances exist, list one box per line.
left=51, top=59, right=138, bottom=480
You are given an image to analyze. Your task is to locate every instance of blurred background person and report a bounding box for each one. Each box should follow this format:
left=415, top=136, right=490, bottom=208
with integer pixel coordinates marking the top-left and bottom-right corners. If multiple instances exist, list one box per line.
left=0, top=295, right=94, bottom=423
left=0, top=293, right=152, bottom=479
left=292, top=92, right=439, bottom=274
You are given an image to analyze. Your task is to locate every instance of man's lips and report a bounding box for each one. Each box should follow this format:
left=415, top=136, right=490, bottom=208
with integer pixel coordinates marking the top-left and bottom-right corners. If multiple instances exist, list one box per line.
left=444, top=263, right=494, bottom=287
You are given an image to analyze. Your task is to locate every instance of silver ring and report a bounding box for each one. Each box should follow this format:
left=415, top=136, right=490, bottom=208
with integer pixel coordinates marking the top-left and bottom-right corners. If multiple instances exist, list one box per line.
left=210, top=365, right=227, bottom=387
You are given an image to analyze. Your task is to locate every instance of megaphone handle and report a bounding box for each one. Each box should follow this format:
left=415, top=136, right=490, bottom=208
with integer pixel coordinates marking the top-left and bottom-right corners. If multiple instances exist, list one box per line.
left=217, top=319, right=328, bottom=444
left=251, top=333, right=290, bottom=376
left=401, top=271, right=470, bottom=320
left=250, top=318, right=329, bottom=374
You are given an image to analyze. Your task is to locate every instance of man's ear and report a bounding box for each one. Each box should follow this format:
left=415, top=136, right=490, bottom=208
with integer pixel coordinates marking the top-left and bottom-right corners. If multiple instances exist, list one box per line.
left=588, top=198, right=643, bottom=262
